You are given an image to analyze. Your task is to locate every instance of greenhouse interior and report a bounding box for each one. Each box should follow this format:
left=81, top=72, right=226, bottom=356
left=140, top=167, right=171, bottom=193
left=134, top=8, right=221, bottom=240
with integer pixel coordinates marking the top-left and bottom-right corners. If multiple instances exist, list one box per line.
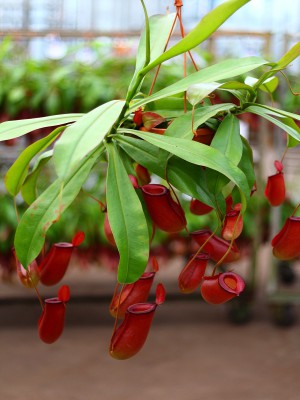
left=1, top=1, right=300, bottom=399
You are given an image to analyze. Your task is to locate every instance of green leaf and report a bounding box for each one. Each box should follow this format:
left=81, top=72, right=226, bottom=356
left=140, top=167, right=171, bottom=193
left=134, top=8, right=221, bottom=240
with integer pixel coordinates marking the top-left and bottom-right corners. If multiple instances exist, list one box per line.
left=164, top=103, right=234, bottom=139
left=238, top=137, right=256, bottom=190
left=0, top=114, right=82, bottom=141
left=145, top=97, right=192, bottom=116
left=115, top=133, right=167, bottom=176
left=205, top=170, right=229, bottom=198
left=253, top=43, right=300, bottom=88
left=21, top=151, right=53, bottom=205
left=14, top=147, right=103, bottom=268
left=54, top=100, right=125, bottom=178
left=115, top=134, right=215, bottom=207
left=134, top=13, right=176, bottom=74
left=167, top=157, right=215, bottom=208
left=130, top=130, right=247, bottom=185
left=127, top=13, right=176, bottom=97
left=219, top=81, right=256, bottom=102
left=129, top=57, right=268, bottom=112
left=221, top=81, right=255, bottom=93
left=141, top=0, right=251, bottom=74
left=273, top=42, right=300, bottom=71
left=119, top=129, right=249, bottom=209
left=246, top=103, right=300, bottom=121
left=281, top=118, right=300, bottom=148
left=258, top=77, right=279, bottom=93
left=210, top=113, right=243, bottom=165
left=245, top=105, right=300, bottom=142
left=5, top=126, right=64, bottom=196
left=205, top=113, right=243, bottom=195
left=106, top=142, right=149, bottom=283
left=244, top=76, right=279, bottom=93
left=187, top=83, right=221, bottom=106
left=117, top=146, right=136, bottom=176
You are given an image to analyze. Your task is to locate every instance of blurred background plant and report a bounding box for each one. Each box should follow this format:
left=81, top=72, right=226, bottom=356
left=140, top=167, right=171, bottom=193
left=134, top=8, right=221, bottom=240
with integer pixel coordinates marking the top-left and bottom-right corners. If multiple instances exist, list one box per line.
left=0, top=37, right=210, bottom=118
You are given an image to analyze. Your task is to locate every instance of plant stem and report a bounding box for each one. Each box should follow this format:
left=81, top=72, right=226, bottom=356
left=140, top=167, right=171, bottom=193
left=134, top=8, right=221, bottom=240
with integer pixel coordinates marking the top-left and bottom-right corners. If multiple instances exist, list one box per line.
left=187, top=224, right=219, bottom=270
left=32, top=281, right=44, bottom=311
left=111, top=0, right=153, bottom=132
left=13, top=197, right=20, bottom=223
left=280, top=145, right=288, bottom=163
left=112, top=72, right=145, bottom=131
left=212, top=212, right=242, bottom=276
left=292, top=202, right=300, bottom=216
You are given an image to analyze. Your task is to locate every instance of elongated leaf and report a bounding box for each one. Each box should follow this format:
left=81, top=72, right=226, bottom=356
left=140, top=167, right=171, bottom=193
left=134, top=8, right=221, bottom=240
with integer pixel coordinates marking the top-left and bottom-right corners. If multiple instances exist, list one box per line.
left=115, top=134, right=214, bottom=207
left=281, top=118, right=300, bottom=148
left=135, top=13, right=176, bottom=74
left=146, top=97, right=192, bottom=116
left=272, top=42, right=300, bottom=71
left=221, top=81, right=255, bottom=94
left=0, top=114, right=82, bottom=141
left=164, top=103, right=234, bottom=139
left=21, top=151, right=53, bottom=205
left=5, top=126, right=64, bottom=196
left=245, top=105, right=300, bottom=142
left=117, top=146, right=136, bottom=176
left=167, top=157, right=215, bottom=208
left=54, top=100, right=125, bottom=178
left=114, top=148, right=154, bottom=240
left=238, top=137, right=256, bottom=190
left=219, top=81, right=256, bottom=103
left=244, top=76, right=279, bottom=93
left=205, top=168, right=229, bottom=198
left=211, top=114, right=243, bottom=165
left=119, top=129, right=249, bottom=208
left=141, top=0, right=251, bottom=74
left=259, top=78, right=279, bottom=93
left=106, top=142, right=149, bottom=283
left=254, top=42, right=300, bottom=89
left=14, top=147, right=103, bottom=268
left=246, top=103, right=300, bottom=121
left=115, top=133, right=167, bottom=175
left=129, top=57, right=268, bottom=112
left=187, top=83, right=222, bottom=106
left=206, top=113, right=243, bottom=195
left=130, top=130, right=247, bottom=188
left=127, top=13, right=176, bottom=98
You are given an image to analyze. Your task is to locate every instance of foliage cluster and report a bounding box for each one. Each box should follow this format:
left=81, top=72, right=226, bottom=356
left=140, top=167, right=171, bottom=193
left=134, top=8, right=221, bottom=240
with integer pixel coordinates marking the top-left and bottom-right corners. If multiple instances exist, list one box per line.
left=1, top=0, right=300, bottom=286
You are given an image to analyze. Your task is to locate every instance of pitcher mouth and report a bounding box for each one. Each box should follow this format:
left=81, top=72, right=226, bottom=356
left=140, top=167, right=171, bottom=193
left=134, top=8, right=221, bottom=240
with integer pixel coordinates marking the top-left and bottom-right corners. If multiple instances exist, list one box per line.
left=45, top=297, right=63, bottom=304
left=141, top=184, right=167, bottom=196
left=226, top=209, right=240, bottom=218
left=140, top=271, right=155, bottom=279
left=190, top=252, right=210, bottom=261
left=190, top=229, right=211, bottom=237
left=54, top=242, right=73, bottom=248
left=127, top=303, right=157, bottom=314
left=218, top=272, right=245, bottom=295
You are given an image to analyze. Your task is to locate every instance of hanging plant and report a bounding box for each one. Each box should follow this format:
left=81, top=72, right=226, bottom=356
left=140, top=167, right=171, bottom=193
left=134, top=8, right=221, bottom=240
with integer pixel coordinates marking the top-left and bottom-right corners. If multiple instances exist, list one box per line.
left=1, top=0, right=300, bottom=359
